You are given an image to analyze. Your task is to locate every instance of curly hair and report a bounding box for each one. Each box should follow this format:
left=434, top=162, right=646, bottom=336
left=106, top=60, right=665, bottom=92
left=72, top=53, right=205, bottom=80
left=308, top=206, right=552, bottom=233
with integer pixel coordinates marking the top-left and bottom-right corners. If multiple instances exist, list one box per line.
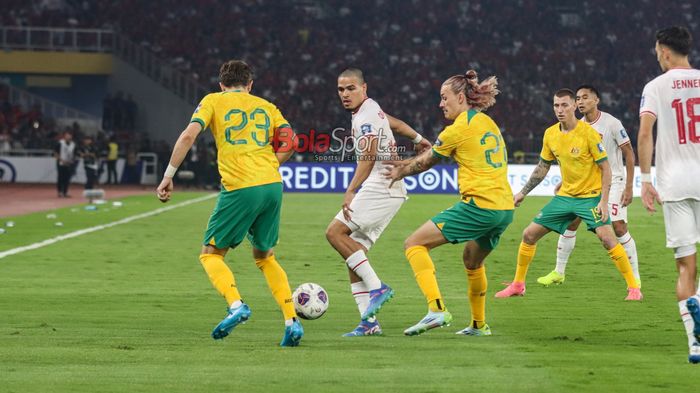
left=443, top=69, right=499, bottom=111
left=219, top=60, right=253, bottom=88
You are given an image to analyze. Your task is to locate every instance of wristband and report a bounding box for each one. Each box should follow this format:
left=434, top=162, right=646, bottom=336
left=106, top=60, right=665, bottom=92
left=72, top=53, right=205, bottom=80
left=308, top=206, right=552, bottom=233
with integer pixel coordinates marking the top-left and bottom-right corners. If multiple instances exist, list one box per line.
left=164, top=164, right=178, bottom=178
left=640, top=173, right=652, bottom=183
left=412, top=134, right=423, bottom=144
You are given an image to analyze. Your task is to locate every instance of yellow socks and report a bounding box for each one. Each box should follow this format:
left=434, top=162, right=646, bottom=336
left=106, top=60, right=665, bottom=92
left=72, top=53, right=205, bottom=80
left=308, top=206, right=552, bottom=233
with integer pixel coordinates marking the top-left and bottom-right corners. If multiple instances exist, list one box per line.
left=406, top=245, right=445, bottom=312
left=608, top=243, right=638, bottom=288
left=467, top=265, right=487, bottom=325
left=514, top=242, right=537, bottom=283
left=199, top=254, right=241, bottom=306
left=255, top=255, right=297, bottom=320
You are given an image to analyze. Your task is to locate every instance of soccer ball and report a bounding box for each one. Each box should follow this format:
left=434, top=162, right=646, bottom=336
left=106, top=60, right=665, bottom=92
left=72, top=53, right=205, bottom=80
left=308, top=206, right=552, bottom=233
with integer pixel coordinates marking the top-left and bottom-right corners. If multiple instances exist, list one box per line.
left=292, top=283, right=329, bottom=320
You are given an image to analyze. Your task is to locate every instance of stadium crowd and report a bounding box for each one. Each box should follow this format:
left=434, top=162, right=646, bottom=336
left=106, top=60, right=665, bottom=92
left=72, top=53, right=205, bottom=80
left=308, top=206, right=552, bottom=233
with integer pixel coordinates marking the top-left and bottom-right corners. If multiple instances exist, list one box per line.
left=2, top=0, right=699, bottom=157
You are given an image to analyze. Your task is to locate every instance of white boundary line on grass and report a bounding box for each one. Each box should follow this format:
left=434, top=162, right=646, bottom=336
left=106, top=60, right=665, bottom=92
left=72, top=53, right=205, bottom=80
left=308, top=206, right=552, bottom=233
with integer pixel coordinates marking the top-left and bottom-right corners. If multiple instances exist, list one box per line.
left=0, top=193, right=217, bottom=260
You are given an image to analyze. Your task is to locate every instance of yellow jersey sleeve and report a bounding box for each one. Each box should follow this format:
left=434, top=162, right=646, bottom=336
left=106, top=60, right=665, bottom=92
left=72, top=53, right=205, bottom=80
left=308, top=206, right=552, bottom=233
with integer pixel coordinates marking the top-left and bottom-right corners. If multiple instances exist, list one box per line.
left=270, top=106, right=291, bottom=130
left=190, top=94, right=215, bottom=130
left=432, top=124, right=463, bottom=159
left=540, top=130, right=556, bottom=163
left=587, top=126, right=608, bottom=163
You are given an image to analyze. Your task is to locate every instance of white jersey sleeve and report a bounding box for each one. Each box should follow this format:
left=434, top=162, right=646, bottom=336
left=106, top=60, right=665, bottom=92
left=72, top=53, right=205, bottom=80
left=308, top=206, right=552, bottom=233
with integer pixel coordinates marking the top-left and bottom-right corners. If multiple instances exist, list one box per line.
left=611, top=117, right=630, bottom=147
left=351, top=99, right=407, bottom=198
left=587, top=112, right=629, bottom=180
left=639, top=82, right=659, bottom=118
left=639, top=68, right=700, bottom=201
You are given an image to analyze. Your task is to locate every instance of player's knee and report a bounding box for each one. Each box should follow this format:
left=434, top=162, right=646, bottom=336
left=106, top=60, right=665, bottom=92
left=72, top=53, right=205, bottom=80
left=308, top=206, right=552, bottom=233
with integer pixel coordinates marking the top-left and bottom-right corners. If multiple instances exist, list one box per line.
left=522, top=229, right=537, bottom=245
left=404, top=236, right=421, bottom=250
left=325, top=224, right=339, bottom=244
left=612, top=222, right=627, bottom=237
left=599, top=235, right=617, bottom=250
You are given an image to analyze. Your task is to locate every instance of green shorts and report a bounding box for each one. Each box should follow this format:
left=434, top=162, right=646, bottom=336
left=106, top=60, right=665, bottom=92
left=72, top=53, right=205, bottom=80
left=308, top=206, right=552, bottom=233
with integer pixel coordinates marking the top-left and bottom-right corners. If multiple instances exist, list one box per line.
left=203, top=182, right=283, bottom=251
left=533, top=195, right=610, bottom=234
left=431, top=199, right=514, bottom=250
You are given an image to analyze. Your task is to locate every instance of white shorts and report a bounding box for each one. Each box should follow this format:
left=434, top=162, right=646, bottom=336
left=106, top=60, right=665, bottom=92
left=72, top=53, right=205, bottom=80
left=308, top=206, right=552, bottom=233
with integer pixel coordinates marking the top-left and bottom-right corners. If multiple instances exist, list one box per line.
left=662, top=199, right=700, bottom=248
left=333, top=189, right=406, bottom=250
left=608, top=181, right=627, bottom=222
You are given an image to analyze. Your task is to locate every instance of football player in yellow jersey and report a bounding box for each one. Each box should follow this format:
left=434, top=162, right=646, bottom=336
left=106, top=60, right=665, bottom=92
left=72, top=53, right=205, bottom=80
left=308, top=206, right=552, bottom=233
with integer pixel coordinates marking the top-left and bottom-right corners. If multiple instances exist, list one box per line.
left=495, top=89, right=641, bottom=301
left=156, top=60, right=304, bottom=346
left=386, top=70, right=514, bottom=336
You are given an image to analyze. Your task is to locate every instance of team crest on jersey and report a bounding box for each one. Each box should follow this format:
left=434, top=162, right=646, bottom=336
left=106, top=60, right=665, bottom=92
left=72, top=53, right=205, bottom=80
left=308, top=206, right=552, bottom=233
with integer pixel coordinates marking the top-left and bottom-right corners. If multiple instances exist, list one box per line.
left=597, top=143, right=605, bottom=152
left=378, top=111, right=385, bottom=119
left=570, top=147, right=580, bottom=155
left=360, top=123, right=372, bottom=135
left=620, top=129, right=628, bottom=139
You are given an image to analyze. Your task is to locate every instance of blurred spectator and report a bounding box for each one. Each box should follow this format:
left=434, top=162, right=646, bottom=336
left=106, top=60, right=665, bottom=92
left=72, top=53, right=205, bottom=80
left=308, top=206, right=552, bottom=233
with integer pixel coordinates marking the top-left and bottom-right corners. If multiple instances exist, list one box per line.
left=54, top=130, right=75, bottom=197
left=80, top=135, right=99, bottom=189
left=105, top=135, right=119, bottom=184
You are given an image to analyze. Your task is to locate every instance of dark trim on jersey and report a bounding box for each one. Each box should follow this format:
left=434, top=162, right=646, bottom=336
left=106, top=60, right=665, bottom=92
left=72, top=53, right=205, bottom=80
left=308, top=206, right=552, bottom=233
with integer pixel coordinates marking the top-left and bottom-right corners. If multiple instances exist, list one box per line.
left=466, top=108, right=478, bottom=124
left=595, top=156, right=608, bottom=164
left=432, top=148, right=449, bottom=160
left=191, top=118, right=206, bottom=129
left=540, top=156, right=556, bottom=164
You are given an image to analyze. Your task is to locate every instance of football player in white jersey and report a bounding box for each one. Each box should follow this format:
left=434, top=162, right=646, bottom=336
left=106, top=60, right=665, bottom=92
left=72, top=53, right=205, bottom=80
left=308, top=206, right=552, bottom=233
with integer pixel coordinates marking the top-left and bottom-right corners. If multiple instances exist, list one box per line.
left=638, top=26, right=700, bottom=363
left=325, top=68, right=431, bottom=336
left=537, top=85, right=641, bottom=289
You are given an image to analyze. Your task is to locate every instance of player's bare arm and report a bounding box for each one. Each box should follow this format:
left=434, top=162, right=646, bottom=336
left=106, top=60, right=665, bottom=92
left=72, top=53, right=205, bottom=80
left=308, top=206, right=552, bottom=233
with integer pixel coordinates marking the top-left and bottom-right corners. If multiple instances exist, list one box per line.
left=342, top=135, right=378, bottom=221
left=597, top=159, right=612, bottom=222
left=386, top=113, right=432, bottom=153
left=637, top=113, right=661, bottom=212
left=274, top=126, right=297, bottom=164
left=515, top=159, right=552, bottom=206
left=620, top=142, right=636, bottom=206
left=384, top=148, right=440, bottom=187
left=156, top=122, right=202, bottom=202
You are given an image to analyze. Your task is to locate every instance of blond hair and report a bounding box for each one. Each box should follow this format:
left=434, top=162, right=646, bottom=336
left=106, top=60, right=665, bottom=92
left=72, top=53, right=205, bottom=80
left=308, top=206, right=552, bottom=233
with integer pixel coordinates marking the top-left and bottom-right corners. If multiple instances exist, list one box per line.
left=443, top=69, right=499, bottom=111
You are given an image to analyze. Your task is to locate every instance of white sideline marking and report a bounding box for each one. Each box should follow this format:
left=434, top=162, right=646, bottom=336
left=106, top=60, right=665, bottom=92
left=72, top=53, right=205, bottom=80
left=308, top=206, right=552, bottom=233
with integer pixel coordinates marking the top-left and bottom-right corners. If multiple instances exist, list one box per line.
left=0, top=193, right=217, bottom=260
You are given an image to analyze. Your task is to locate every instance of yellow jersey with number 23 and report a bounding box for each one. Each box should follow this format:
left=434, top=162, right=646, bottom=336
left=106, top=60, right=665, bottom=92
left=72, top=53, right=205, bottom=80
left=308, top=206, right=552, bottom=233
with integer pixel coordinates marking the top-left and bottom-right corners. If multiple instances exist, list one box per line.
left=191, top=91, right=290, bottom=191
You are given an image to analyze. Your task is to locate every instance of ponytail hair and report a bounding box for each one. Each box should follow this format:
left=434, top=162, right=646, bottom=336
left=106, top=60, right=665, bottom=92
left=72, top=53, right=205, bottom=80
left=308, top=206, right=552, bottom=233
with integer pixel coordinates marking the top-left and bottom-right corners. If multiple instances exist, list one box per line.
left=444, top=69, right=499, bottom=111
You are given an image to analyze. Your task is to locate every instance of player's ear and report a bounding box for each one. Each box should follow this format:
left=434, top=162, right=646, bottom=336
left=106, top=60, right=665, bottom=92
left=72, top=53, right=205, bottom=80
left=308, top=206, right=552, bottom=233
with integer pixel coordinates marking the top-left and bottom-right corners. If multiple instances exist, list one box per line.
left=246, top=80, right=254, bottom=92
left=219, top=82, right=226, bottom=92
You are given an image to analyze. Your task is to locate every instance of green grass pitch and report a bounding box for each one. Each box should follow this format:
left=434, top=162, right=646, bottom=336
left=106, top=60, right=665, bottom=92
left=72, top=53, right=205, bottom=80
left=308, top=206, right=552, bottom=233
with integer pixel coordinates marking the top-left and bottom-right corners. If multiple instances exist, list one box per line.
left=0, top=192, right=696, bottom=392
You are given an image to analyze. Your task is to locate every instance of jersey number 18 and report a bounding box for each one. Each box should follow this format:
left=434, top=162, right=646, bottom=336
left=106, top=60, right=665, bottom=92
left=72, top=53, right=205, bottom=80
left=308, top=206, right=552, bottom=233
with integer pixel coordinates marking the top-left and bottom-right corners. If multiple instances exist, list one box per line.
left=671, top=98, right=700, bottom=144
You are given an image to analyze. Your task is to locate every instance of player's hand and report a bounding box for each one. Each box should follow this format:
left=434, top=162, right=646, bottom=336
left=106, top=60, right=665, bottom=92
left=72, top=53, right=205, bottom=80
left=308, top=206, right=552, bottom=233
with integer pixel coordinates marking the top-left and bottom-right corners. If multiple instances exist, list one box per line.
left=621, top=186, right=633, bottom=207
left=553, top=182, right=562, bottom=196
left=641, top=182, right=662, bottom=213
left=414, top=139, right=432, bottom=154
left=156, top=177, right=173, bottom=203
left=596, top=200, right=609, bottom=223
left=513, top=192, right=526, bottom=207
left=342, top=190, right=355, bottom=221
left=382, top=162, right=405, bottom=188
